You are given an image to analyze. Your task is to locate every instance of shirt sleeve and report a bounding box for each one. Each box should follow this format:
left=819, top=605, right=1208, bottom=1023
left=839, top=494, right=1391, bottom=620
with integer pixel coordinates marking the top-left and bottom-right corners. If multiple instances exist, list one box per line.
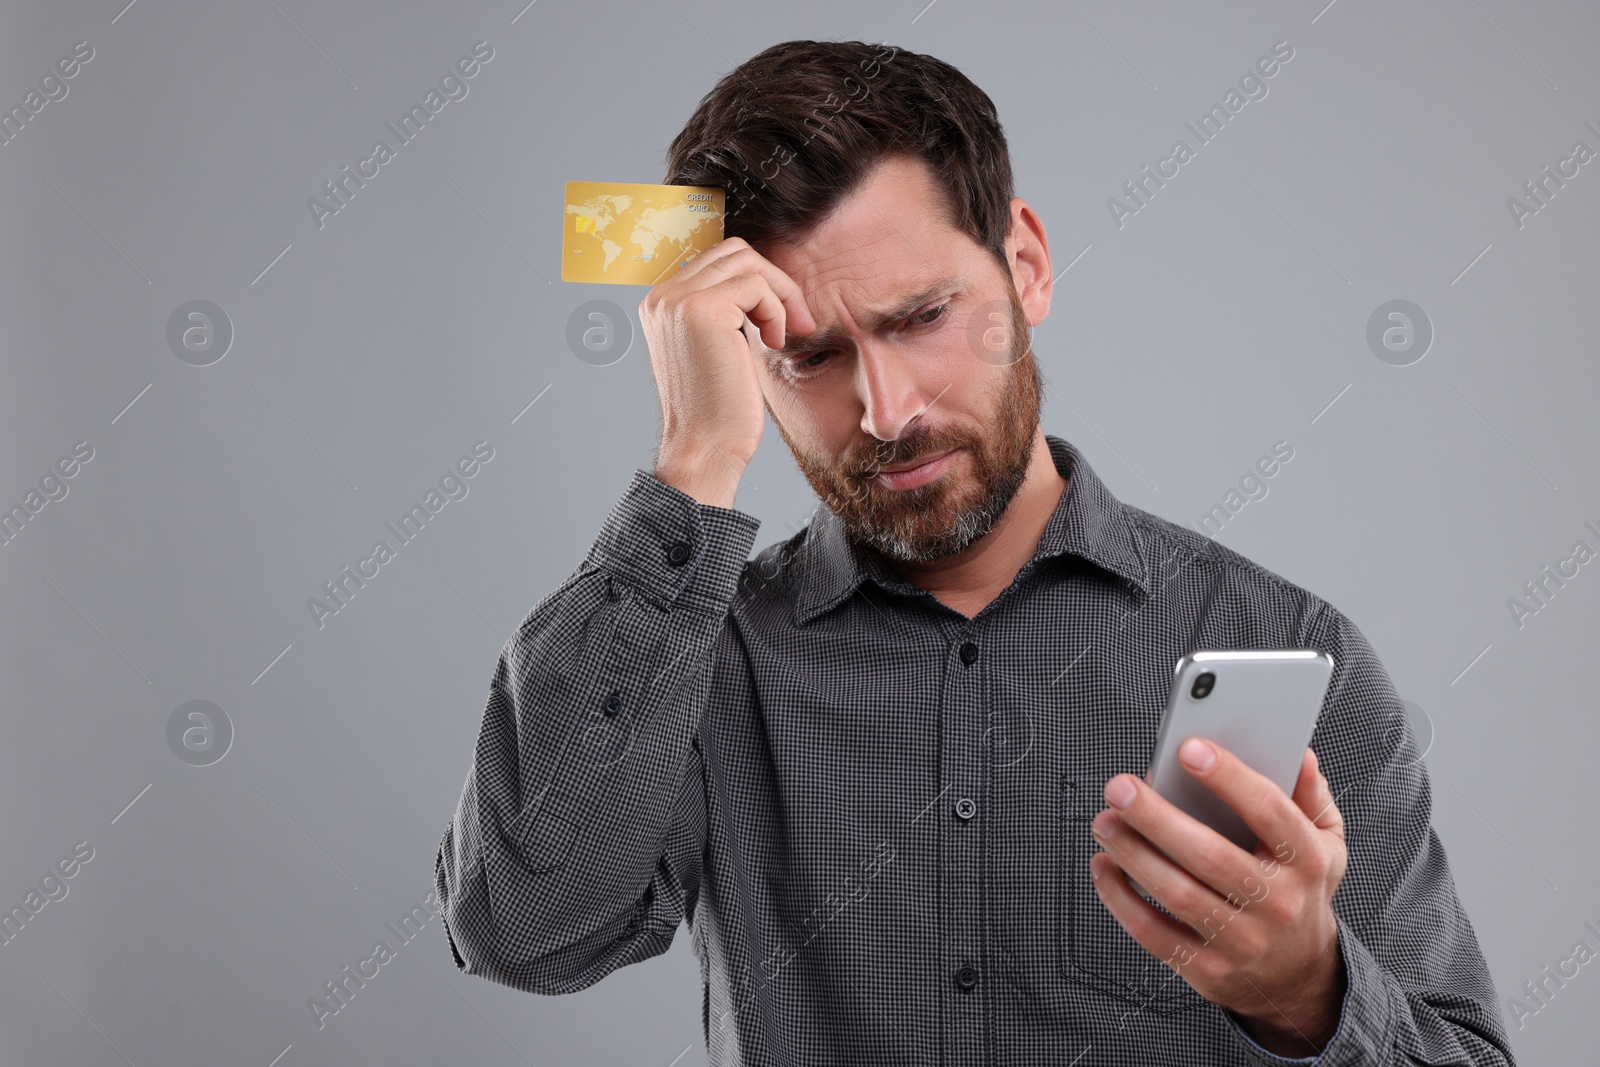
left=433, top=468, right=761, bottom=994
left=1225, top=601, right=1516, bottom=1066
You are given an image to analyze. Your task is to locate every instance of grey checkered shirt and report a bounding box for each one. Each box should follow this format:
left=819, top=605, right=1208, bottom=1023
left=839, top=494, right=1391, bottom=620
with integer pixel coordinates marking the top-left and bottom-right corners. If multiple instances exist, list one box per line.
left=435, top=434, right=1513, bottom=1066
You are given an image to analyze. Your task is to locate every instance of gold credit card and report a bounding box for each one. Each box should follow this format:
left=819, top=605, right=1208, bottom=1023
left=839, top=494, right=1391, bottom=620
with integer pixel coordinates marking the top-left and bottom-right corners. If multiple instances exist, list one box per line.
left=561, top=180, right=725, bottom=285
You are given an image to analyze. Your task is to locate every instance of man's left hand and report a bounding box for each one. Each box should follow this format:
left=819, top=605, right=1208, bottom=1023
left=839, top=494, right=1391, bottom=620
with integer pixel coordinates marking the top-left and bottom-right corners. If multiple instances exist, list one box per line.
left=1088, top=738, right=1348, bottom=1058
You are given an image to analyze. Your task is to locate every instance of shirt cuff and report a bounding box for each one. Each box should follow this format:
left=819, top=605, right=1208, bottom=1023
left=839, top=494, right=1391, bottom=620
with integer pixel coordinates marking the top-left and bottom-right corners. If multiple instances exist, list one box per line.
left=1225, top=920, right=1396, bottom=1065
left=587, top=468, right=761, bottom=615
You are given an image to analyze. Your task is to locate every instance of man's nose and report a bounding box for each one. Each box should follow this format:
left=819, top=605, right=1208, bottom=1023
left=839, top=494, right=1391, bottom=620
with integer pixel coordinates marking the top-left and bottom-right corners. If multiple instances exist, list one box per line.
left=855, top=339, right=933, bottom=443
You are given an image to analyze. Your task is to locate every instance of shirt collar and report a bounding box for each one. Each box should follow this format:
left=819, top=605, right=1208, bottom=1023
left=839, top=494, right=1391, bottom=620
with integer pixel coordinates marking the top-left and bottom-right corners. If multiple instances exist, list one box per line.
left=792, top=434, right=1150, bottom=626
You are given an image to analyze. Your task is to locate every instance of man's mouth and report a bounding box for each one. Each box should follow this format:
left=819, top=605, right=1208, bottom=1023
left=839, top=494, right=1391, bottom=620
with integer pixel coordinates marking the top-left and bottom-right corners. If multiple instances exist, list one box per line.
left=874, top=448, right=961, bottom=490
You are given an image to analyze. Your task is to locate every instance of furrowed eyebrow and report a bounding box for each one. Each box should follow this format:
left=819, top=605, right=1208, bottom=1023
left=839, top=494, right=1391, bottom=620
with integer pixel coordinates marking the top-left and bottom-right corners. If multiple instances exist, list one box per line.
left=772, top=278, right=963, bottom=359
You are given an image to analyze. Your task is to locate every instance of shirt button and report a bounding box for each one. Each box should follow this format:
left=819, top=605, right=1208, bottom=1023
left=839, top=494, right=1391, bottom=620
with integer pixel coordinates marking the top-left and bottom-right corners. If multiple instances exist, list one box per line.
left=602, top=692, right=622, bottom=717
left=954, top=797, right=977, bottom=820
left=959, top=641, right=979, bottom=666
left=666, top=541, right=691, bottom=566
left=954, top=964, right=979, bottom=992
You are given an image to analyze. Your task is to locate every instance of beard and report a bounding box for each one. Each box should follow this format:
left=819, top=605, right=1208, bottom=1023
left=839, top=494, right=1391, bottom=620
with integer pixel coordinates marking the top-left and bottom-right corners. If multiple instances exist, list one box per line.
left=769, top=282, right=1043, bottom=564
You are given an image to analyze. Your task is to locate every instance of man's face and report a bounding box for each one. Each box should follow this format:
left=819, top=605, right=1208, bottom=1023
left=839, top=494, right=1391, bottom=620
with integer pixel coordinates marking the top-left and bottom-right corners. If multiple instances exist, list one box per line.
left=750, top=154, right=1049, bottom=564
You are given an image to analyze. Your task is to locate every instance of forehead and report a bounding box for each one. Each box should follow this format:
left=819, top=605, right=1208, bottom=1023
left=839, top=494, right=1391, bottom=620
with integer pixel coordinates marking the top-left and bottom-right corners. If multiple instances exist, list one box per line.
left=763, top=154, right=974, bottom=305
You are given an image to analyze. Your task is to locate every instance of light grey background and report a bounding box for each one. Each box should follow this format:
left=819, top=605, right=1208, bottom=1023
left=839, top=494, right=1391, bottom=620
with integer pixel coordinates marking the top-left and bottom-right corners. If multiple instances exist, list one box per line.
left=1, top=0, right=1594, bottom=1064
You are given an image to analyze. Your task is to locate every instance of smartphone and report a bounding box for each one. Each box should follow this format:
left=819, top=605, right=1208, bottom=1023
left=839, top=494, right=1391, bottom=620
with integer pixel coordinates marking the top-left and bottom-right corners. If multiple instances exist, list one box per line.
left=1145, top=649, right=1335, bottom=851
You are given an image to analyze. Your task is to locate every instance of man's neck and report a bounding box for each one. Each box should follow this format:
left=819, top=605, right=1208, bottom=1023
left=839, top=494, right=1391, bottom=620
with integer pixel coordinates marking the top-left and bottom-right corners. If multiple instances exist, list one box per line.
left=887, top=429, right=1067, bottom=619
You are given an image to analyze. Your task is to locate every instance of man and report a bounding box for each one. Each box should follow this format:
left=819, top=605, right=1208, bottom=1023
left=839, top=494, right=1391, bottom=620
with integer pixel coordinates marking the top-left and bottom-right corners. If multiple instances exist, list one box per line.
left=435, top=39, right=1513, bottom=1066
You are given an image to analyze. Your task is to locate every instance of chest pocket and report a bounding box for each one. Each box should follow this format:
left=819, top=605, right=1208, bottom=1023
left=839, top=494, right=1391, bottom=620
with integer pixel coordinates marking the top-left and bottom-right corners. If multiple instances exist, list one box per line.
left=1057, top=775, right=1203, bottom=1014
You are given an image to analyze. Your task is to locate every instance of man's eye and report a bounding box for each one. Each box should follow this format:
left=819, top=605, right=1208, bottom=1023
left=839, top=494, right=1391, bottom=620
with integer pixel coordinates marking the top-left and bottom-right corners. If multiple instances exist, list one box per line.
left=785, top=351, right=832, bottom=377
left=784, top=304, right=947, bottom=378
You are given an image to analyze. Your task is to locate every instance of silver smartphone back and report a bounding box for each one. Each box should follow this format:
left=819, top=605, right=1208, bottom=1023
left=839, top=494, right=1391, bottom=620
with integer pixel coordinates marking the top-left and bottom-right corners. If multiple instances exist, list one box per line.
left=1145, top=649, right=1335, bottom=851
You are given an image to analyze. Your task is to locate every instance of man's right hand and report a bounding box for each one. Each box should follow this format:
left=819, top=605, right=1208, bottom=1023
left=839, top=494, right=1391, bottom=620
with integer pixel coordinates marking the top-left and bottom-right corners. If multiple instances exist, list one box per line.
left=638, top=236, right=815, bottom=508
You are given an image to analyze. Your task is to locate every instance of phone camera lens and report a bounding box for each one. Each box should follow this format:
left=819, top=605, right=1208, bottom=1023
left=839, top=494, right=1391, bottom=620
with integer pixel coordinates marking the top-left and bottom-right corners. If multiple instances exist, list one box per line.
left=1190, top=672, right=1215, bottom=700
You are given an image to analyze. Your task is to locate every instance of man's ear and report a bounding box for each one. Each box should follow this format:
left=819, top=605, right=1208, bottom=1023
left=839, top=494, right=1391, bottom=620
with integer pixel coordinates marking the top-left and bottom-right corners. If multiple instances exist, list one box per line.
left=1005, top=198, right=1052, bottom=328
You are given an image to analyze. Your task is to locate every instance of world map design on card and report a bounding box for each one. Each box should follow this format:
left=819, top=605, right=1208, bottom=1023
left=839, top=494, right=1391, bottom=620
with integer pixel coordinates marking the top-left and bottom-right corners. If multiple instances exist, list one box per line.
left=562, top=181, right=725, bottom=285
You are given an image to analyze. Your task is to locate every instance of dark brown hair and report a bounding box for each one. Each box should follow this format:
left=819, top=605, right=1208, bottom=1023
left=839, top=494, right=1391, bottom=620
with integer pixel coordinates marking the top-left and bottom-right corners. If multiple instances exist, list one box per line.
left=664, top=40, right=1015, bottom=275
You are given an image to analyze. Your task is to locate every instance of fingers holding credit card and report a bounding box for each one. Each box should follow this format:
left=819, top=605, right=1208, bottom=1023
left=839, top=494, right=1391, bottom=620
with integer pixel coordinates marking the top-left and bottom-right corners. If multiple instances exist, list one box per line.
left=562, top=180, right=815, bottom=505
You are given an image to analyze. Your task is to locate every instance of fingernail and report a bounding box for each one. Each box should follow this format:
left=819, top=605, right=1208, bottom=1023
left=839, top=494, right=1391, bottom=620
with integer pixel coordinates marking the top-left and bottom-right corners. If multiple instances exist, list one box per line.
left=1180, top=738, right=1216, bottom=772
left=1092, top=809, right=1120, bottom=839
left=1105, top=775, right=1136, bottom=809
